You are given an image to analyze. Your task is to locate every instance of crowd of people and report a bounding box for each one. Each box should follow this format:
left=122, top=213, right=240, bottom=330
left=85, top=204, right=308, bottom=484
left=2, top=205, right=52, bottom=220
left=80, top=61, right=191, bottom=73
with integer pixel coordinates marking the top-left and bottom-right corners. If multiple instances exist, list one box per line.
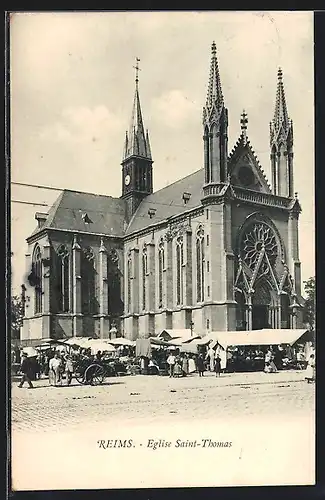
left=13, top=340, right=316, bottom=389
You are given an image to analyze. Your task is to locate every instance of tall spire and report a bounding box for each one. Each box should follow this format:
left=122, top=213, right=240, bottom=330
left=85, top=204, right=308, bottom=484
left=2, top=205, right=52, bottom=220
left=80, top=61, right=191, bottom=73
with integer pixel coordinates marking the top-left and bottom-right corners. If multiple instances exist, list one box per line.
left=272, top=68, right=290, bottom=134
left=123, top=58, right=151, bottom=160
left=205, top=41, right=224, bottom=111
left=202, top=43, right=228, bottom=188
left=270, top=67, right=294, bottom=198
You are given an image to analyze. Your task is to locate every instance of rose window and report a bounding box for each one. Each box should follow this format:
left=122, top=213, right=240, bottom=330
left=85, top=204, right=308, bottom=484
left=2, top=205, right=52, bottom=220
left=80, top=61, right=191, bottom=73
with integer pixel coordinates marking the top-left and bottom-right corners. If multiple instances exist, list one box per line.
left=241, top=223, right=278, bottom=270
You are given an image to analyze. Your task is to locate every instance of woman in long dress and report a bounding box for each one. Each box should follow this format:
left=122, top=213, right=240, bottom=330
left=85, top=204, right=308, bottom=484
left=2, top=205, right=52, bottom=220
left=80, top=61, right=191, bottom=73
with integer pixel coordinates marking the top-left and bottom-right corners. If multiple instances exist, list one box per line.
left=214, top=355, right=221, bottom=377
left=188, top=356, right=196, bottom=374
left=174, top=356, right=183, bottom=377
left=206, top=345, right=215, bottom=372
left=182, top=354, right=189, bottom=377
left=305, top=354, right=315, bottom=383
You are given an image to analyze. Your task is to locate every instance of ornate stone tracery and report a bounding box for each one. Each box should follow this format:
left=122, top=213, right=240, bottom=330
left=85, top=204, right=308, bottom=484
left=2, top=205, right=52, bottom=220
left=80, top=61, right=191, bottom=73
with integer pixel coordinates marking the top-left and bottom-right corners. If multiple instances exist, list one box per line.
left=241, top=223, right=278, bottom=270
left=82, top=246, right=94, bottom=261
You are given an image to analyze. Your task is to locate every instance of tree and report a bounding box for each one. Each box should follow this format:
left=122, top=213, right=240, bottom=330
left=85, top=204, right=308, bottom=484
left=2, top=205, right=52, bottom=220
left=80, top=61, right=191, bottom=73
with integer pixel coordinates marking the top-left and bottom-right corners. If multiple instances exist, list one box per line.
left=11, top=295, right=24, bottom=340
left=302, top=276, right=315, bottom=331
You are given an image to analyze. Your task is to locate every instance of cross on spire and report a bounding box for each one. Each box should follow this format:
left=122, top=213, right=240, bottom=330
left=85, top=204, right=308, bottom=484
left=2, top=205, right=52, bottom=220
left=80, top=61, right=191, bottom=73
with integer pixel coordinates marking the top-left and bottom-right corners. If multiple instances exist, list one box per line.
left=240, top=110, right=248, bottom=130
left=240, top=110, right=248, bottom=143
left=133, top=57, right=141, bottom=87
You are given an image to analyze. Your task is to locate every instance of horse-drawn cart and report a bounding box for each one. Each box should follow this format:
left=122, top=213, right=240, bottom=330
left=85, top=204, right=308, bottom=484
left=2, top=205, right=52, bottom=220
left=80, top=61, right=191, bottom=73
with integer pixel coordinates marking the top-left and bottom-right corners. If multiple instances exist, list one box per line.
left=74, top=358, right=116, bottom=385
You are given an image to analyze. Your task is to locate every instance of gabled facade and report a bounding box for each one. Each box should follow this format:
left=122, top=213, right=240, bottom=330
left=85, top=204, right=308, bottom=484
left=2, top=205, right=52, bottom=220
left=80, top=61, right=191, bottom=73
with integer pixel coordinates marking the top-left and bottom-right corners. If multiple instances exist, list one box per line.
left=22, top=44, right=304, bottom=342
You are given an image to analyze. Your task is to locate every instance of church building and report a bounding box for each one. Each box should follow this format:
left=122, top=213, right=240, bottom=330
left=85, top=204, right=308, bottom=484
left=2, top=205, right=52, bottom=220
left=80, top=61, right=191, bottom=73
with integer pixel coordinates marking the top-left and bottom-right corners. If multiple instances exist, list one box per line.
left=21, top=42, right=304, bottom=342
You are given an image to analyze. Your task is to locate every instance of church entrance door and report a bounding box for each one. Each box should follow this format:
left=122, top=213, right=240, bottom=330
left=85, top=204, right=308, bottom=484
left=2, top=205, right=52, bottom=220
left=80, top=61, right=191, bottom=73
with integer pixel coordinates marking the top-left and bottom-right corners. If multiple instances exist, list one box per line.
left=252, top=305, right=269, bottom=330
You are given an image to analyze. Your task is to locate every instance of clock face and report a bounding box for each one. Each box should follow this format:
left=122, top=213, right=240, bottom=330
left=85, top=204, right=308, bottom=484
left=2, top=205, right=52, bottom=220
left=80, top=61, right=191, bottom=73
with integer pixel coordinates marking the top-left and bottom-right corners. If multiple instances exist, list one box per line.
left=124, top=174, right=131, bottom=186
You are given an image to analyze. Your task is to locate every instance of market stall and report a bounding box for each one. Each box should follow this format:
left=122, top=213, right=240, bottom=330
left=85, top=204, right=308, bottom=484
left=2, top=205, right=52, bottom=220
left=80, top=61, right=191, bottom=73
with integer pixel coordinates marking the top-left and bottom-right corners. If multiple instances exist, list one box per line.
left=199, top=328, right=310, bottom=372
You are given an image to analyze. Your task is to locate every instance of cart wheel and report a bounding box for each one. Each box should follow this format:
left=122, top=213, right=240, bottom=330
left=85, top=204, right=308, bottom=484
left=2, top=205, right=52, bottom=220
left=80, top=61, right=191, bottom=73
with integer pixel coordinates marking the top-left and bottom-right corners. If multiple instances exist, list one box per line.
left=85, top=364, right=104, bottom=385
left=75, top=368, right=85, bottom=384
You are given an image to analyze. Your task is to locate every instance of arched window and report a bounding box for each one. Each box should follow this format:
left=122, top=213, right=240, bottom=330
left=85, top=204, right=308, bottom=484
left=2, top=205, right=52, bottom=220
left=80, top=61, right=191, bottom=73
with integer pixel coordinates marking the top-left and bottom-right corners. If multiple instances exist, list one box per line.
left=33, top=245, right=43, bottom=314
left=158, top=239, right=165, bottom=308
left=196, top=227, right=205, bottom=303
left=81, top=247, right=98, bottom=314
left=57, top=245, right=70, bottom=313
left=142, top=245, right=148, bottom=311
left=127, top=252, right=132, bottom=313
left=176, top=236, right=184, bottom=305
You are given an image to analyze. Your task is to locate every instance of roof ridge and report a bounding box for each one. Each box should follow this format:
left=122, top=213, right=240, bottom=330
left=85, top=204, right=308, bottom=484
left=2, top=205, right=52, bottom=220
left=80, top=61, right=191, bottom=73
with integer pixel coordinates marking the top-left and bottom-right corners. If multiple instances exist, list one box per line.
left=62, top=188, right=121, bottom=200
left=150, top=168, right=203, bottom=197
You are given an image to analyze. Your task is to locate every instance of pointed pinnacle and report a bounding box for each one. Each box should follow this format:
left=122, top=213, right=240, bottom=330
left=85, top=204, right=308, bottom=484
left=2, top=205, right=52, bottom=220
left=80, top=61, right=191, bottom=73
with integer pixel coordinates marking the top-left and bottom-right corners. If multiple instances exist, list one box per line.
left=205, top=42, right=224, bottom=111
left=273, top=67, right=290, bottom=132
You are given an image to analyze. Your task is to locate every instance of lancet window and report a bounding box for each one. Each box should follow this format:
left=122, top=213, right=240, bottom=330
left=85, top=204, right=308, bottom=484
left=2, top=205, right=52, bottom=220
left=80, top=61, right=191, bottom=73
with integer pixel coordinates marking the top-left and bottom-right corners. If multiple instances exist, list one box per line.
left=176, top=236, right=184, bottom=305
left=81, top=247, right=98, bottom=314
left=33, top=245, right=43, bottom=314
left=196, top=226, right=205, bottom=303
left=158, top=239, right=165, bottom=308
left=142, top=246, right=148, bottom=311
left=57, top=244, right=70, bottom=313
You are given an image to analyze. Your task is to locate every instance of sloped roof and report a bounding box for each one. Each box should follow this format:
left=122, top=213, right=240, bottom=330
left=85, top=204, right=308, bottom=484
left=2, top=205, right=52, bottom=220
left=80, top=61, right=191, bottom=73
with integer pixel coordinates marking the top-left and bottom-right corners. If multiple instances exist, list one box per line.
left=28, top=190, right=126, bottom=240
left=126, top=169, right=204, bottom=235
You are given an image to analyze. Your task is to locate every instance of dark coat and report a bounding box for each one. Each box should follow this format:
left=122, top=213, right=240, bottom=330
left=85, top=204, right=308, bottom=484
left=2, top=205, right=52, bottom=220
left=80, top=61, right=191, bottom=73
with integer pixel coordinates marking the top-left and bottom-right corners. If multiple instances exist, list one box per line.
left=197, top=356, right=205, bottom=372
left=20, top=357, right=34, bottom=377
left=214, top=356, right=221, bottom=372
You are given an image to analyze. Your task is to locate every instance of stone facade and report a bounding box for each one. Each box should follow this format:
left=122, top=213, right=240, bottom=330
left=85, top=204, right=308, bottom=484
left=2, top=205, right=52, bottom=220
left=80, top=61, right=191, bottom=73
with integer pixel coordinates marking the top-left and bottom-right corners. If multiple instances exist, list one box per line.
left=21, top=43, right=304, bottom=342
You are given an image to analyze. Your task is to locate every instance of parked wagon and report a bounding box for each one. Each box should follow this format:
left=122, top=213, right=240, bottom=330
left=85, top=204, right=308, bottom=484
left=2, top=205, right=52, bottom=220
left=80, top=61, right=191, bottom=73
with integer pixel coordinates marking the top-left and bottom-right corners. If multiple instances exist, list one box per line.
left=73, top=357, right=124, bottom=385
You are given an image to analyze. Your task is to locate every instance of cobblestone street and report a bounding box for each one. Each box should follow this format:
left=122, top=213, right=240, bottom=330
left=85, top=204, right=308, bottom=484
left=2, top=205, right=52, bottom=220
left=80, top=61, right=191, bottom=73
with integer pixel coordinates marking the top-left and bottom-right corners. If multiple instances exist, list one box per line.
left=11, top=370, right=315, bottom=432
left=11, top=370, right=315, bottom=490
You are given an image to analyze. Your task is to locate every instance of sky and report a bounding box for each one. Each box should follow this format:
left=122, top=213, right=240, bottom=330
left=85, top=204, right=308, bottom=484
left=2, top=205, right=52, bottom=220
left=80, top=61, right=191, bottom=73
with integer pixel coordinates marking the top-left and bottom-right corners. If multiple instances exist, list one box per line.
left=10, top=11, right=315, bottom=295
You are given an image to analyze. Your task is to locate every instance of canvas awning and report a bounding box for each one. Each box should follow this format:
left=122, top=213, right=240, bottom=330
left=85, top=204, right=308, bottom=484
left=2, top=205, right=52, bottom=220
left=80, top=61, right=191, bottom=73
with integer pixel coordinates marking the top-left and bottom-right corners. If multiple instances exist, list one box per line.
left=84, top=339, right=116, bottom=354
left=108, top=338, right=135, bottom=347
left=208, top=329, right=309, bottom=350
left=158, top=329, right=199, bottom=342
left=195, top=332, right=220, bottom=345
left=63, top=337, right=93, bottom=347
left=149, top=337, right=171, bottom=346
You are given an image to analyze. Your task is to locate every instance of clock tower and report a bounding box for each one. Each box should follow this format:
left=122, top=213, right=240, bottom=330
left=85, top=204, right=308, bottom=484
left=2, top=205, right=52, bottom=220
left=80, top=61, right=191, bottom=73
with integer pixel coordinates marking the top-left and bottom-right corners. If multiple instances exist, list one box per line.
left=121, top=58, right=153, bottom=221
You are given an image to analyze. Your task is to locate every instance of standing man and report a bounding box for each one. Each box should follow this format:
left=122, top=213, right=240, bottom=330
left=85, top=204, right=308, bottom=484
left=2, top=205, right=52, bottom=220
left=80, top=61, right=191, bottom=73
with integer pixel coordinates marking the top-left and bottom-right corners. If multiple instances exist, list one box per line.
left=206, top=344, right=215, bottom=372
left=167, top=352, right=176, bottom=378
left=49, top=353, right=62, bottom=386
left=196, top=354, right=205, bottom=377
left=18, top=353, right=34, bottom=389
left=65, top=354, right=74, bottom=386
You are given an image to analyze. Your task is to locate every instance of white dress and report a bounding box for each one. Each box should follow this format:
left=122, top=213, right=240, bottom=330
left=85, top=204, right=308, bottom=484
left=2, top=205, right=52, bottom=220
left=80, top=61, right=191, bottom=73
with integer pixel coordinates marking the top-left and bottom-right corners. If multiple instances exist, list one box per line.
left=305, top=360, right=315, bottom=380
left=188, top=358, right=196, bottom=373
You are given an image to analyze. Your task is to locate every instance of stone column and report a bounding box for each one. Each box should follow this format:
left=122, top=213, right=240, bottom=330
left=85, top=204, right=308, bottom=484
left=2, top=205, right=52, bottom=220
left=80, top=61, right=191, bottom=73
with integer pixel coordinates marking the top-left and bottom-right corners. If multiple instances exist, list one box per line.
left=288, top=210, right=301, bottom=298
left=72, top=235, right=82, bottom=336
left=274, top=303, right=281, bottom=329
left=147, top=241, right=156, bottom=312
left=247, top=295, right=253, bottom=330
left=99, top=238, right=109, bottom=339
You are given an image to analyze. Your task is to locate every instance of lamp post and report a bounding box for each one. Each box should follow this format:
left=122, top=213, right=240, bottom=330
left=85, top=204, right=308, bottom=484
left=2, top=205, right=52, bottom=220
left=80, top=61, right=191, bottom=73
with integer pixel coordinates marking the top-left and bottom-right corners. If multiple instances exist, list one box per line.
left=190, top=321, right=194, bottom=337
